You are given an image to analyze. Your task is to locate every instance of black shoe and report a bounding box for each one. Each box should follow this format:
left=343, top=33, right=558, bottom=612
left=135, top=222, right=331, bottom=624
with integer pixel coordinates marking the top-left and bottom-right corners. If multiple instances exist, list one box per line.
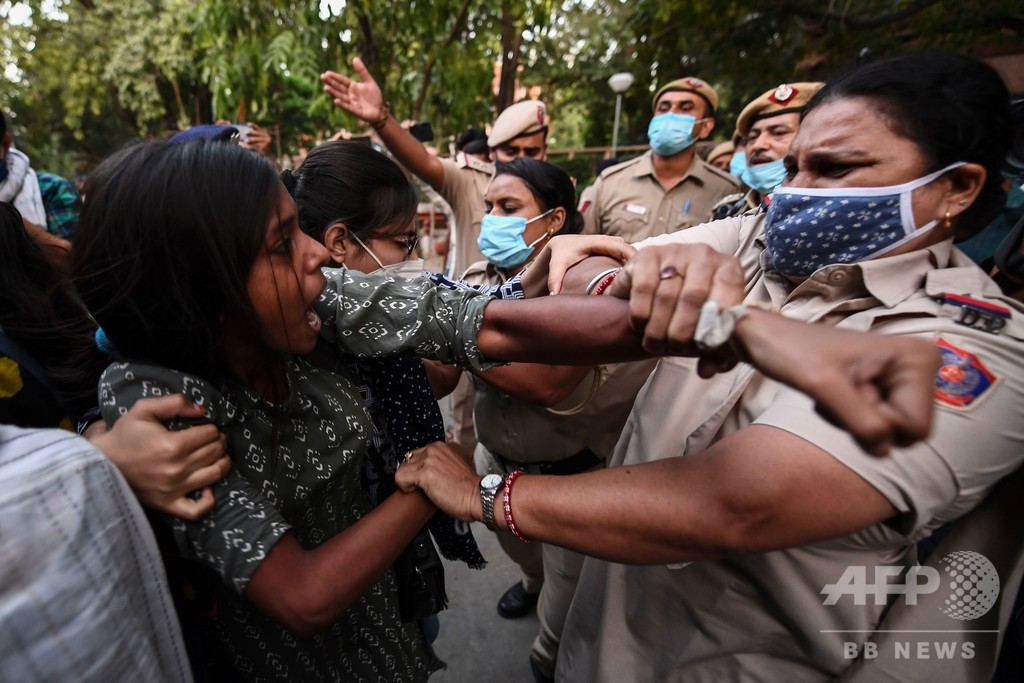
left=530, top=656, right=555, bottom=683
left=496, top=581, right=539, bottom=619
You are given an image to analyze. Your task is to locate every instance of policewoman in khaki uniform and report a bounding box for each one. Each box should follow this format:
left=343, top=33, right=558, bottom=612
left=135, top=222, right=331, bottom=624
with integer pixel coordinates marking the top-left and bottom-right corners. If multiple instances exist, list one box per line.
left=461, top=158, right=657, bottom=681
left=710, top=82, right=824, bottom=221
left=581, top=77, right=738, bottom=241
left=442, top=101, right=551, bottom=278
left=555, top=54, right=1023, bottom=681
left=394, top=53, right=1022, bottom=682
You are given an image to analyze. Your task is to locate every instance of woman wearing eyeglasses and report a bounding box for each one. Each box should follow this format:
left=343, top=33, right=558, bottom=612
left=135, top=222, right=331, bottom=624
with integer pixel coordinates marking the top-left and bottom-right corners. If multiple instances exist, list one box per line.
left=281, top=140, right=487, bottom=647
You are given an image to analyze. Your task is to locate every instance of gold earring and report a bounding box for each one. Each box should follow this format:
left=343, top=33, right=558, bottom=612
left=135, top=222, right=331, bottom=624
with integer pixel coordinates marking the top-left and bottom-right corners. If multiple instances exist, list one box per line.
left=942, top=210, right=953, bottom=231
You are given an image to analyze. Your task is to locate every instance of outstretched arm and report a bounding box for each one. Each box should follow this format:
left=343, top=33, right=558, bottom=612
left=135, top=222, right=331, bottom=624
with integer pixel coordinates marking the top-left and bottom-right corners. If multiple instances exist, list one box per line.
left=471, top=362, right=594, bottom=407
left=396, top=422, right=897, bottom=565
left=322, top=58, right=446, bottom=191
left=395, top=315, right=942, bottom=560
left=731, top=310, right=939, bottom=457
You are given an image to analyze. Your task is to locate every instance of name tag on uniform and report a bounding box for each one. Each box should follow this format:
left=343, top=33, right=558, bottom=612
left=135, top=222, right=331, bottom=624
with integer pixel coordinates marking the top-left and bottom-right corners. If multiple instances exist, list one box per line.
left=938, top=293, right=1010, bottom=335
left=622, top=203, right=647, bottom=216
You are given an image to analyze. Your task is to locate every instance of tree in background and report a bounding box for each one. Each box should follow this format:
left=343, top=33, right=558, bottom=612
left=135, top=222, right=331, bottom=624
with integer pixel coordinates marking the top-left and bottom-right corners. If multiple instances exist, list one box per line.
left=1, top=0, right=1020, bottom=178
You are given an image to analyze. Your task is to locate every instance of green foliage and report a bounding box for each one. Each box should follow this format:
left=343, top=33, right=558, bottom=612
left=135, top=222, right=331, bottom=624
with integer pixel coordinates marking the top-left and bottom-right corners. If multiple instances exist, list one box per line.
left=0, top=0, right=1019, bottom=175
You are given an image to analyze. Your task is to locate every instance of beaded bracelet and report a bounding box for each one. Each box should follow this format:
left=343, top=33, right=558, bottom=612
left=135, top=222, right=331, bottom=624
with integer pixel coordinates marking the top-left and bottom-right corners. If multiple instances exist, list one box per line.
left=502, top=470, right=531, bottom=543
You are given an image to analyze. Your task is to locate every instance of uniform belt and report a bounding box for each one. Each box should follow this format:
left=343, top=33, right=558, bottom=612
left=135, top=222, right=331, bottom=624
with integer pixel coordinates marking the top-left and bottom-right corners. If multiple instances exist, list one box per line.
left=493, top=448, right=603, bottom=476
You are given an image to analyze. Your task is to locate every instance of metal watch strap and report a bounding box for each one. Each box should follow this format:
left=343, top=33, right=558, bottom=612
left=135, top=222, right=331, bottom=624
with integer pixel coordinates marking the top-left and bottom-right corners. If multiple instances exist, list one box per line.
left=481, top=480, right=501, bottom=531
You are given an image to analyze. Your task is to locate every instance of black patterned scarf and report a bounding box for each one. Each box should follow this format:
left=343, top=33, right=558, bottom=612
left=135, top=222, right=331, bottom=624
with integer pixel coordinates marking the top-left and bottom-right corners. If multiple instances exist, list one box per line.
left=345, top=353, right=486, bottom=569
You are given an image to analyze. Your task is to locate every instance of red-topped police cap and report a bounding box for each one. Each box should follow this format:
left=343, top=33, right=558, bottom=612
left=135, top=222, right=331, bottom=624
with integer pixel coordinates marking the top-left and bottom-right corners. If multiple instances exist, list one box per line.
left=735, top=82, right=824, bottom=139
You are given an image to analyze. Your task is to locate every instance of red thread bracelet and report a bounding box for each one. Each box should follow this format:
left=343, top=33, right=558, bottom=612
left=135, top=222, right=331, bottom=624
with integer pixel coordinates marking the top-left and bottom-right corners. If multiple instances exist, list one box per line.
left=502, top=470, right=531, bottom=543
left=592, top=269, right=619, bottom=296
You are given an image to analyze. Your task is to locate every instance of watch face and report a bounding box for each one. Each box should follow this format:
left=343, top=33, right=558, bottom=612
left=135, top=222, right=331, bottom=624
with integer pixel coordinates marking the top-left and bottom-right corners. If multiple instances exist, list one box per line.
left=480, top=473, right=504, bottom=490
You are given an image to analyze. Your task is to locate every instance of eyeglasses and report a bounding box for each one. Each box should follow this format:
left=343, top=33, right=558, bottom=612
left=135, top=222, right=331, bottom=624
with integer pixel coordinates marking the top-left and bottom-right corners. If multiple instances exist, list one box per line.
left=395, top=233, right=419, bottom=256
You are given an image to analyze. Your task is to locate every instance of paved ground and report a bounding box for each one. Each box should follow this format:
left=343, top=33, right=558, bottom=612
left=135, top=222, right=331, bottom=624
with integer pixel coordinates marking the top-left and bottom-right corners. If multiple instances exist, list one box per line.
left=431, top=522, right=540, bottom=682
left=426, top=311, right=542, bottom=682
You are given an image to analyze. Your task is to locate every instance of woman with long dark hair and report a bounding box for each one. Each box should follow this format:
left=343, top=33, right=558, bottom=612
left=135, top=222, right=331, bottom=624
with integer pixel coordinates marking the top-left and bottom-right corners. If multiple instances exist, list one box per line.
left=71, top=138, right=655, bottom=681
left=0, top=201, right=227, bottom=518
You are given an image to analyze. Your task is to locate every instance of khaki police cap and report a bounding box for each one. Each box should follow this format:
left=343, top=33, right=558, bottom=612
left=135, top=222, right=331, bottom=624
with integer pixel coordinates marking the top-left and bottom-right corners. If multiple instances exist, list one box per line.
left=488, top=100, right=549, bottom=148
left=706, top=141, right=735, bottom=165
left=735, top=82, right=824, bottom=139
left=652, top=77, right=719, bottom=115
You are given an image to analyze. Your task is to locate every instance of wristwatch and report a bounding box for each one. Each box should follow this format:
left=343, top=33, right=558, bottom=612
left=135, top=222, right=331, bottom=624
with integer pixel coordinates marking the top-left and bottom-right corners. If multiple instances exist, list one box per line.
left=479, top=473, right=504, bottom=531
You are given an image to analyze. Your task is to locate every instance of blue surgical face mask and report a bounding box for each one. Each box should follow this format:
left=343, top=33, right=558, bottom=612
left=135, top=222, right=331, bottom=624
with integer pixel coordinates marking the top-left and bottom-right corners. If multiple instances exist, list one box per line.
left=648, top=113, right=700, bottom=157
left=478, top=209, right=554, bottom=269
left=763, top=162, right=965, bottom=278
left=728, top=150, right=746, bottom=178
left=741, top=158, right=787, bottom=195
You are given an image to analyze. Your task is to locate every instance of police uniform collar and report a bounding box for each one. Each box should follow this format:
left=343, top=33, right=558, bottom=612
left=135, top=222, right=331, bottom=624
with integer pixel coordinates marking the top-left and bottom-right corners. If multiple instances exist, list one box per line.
left=925, top=246, right=1010, bottom=302
left=858, top=240, right=956, bottom=308
left=632, top=150, right=714, bottom=186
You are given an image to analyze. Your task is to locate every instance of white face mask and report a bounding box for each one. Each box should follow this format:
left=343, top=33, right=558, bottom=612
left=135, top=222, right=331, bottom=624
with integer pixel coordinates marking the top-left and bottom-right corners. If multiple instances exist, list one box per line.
left=350, top=233, right=424, bottom=279
left=376, top=258, right=426, bottom=279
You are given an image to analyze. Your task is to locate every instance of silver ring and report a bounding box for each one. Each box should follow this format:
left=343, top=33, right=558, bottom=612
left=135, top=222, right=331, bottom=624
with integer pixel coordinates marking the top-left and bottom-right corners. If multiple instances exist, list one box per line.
left=659, top=266, right=680, bottom=280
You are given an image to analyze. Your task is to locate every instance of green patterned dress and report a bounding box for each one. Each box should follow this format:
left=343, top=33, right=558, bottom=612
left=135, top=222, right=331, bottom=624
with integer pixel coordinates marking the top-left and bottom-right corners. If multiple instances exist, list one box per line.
left=99, top=269, right=495, bottom=682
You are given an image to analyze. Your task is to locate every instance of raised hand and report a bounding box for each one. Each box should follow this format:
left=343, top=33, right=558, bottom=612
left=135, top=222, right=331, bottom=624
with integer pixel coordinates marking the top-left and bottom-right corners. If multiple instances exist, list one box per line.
left=321, top=57, right=386, bottom=124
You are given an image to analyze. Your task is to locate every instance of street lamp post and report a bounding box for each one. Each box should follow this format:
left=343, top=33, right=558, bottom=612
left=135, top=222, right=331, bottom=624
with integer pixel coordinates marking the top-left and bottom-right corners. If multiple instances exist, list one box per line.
left=607, top=72, right=635, bottom=158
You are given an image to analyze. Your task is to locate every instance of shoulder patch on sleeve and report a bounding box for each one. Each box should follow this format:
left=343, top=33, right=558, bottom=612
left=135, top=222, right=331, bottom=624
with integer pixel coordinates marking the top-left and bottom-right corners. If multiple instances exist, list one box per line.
left=935, top=336, right=999, bottom=410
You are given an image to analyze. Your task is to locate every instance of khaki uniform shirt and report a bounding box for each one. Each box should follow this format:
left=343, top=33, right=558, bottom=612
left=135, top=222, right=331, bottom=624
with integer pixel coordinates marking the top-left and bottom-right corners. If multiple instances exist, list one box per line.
left=439, top=153, right=494, bottom=278
left=558, top=214, right=1024, bottom=682
left=462, top=260, right=657, bottom=465
left=580, top=151, right=738, bottom=241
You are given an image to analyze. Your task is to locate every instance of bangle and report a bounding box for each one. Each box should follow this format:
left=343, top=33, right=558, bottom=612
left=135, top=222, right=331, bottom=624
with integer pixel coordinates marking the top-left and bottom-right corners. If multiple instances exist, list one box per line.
left=370, top=101, right=391, bottom=131
left=502, top=470, right=531, bottom=543
left=592, top=269, right=620, bottom=296
left=584, top=267, right=622, bottom=295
